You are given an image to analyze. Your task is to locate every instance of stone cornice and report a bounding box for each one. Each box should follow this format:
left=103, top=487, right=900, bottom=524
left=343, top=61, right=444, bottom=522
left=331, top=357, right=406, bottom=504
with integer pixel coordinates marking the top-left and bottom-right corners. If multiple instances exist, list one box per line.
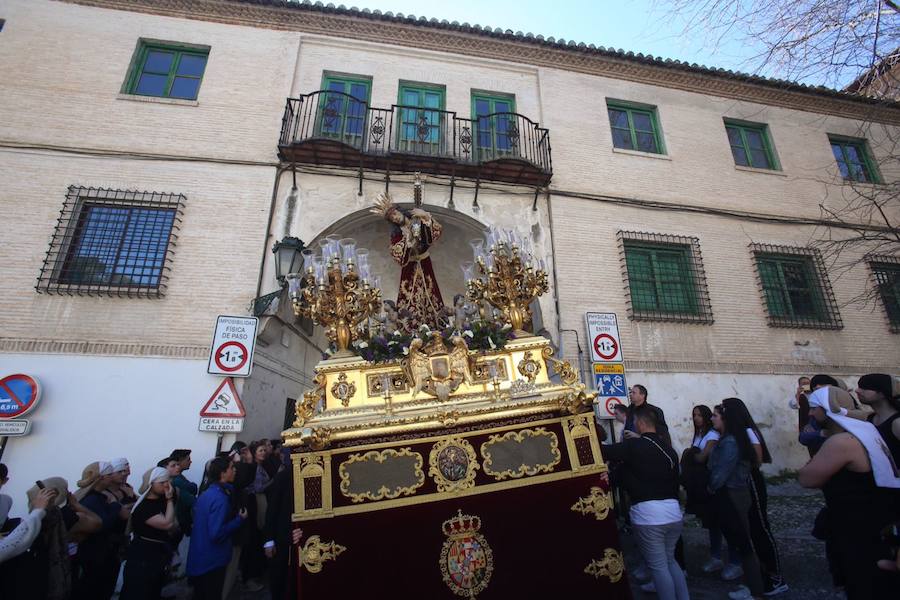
left=58, top=0, right=900, bottom=125
left=0, top=338, right=208, bottom=359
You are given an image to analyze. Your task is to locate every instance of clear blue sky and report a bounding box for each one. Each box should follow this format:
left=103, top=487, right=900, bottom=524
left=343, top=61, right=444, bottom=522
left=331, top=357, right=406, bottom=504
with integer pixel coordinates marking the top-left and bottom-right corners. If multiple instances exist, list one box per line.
left=343, top=0, right=755, bottom=76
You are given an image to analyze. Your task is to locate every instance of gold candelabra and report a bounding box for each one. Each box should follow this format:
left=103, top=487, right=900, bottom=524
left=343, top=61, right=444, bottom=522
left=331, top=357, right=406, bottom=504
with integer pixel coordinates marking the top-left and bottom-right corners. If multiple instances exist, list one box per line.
left=464, top=227, right=549, bottom=337
left=287, top=236, right=382, bottom=358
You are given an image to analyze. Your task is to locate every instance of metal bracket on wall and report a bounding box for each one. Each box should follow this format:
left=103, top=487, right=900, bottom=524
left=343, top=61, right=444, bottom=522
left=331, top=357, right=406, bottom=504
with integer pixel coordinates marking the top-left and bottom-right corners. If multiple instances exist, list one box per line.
left=472, top=176, right=480, bottom=211
left=448, top=174, right=456, bottom=210
left=532, top=186, right=540, bottom=212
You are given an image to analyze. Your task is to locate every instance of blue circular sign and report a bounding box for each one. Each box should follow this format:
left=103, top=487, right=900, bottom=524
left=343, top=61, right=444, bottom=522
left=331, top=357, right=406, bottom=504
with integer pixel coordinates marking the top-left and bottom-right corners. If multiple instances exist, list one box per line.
left=0, top=374, right=41, bottom=419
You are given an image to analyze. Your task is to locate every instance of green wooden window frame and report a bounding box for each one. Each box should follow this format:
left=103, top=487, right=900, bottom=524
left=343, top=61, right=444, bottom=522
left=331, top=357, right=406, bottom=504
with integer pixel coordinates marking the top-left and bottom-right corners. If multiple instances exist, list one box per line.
left=756, top=255, right=826, bottom=321
left=397, top=83, right=446, bottom=149
left=125, top=41, right=209, bottom=100
left=607, top=102, right=664, bottom=154
left=724, top=120, right=778, bottom=169
left=829, top=136, right=879, bottom=183
left=624, top=243, right=699, bottom=314
left=471, top=93, right=517, bottom=156
left=871, top=261, right=900, bottom=332
left=318, top=74, right=371, bottom=141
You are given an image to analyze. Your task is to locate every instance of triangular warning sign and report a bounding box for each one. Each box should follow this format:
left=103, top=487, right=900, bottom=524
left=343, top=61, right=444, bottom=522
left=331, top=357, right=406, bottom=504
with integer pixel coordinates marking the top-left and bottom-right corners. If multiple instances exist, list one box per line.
left=200, top=378, right=246, bottom=418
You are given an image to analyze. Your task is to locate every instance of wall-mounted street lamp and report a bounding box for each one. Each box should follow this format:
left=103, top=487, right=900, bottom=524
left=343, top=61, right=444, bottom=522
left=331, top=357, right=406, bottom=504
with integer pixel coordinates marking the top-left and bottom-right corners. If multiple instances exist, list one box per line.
left=272, top=236, right=306, bottom=285
left=251, top=236, right=306, bottom=316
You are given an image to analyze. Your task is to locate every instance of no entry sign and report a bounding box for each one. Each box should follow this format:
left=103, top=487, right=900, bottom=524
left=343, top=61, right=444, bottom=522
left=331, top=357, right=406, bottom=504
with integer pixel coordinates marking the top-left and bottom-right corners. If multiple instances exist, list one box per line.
left=586, top=313, right=623, bottom=363
left=207, top=316, right=258, bottom=377
left=0, top=374, right=41, bottom=419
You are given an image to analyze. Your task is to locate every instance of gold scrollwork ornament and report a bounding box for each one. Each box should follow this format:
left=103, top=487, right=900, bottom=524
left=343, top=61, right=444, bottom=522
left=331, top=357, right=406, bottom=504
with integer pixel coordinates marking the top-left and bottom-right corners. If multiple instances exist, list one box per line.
left=330, top=372, right=356, bottom=407
left=429, top=437, right=479, bottom=492
left=516, top=351, right=542, bottom=383
left=541, top=345, right=578, bottom=385
left=584, top=548, right=625, bottom=583
left=571, top=486, right=613, bottom=520
left=481, top=427, right=561, bottom=481
left=300, top=535, right=346, bottom=573
left=338, top=448, right=425, bottom=503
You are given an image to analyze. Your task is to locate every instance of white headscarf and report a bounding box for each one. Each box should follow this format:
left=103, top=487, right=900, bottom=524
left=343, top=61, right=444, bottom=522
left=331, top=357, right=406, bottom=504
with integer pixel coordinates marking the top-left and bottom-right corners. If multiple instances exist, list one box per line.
left=132, top=467, right=170, bottom=514
left=98, top=461, right=115, bottom=477
left=111, top=457, right=129, bottom=472
left=808, top=386, right=900, bottom=488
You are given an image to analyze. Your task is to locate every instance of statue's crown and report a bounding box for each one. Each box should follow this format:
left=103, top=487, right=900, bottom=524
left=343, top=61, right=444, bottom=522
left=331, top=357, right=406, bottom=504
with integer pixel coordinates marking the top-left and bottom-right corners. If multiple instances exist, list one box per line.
left=442, top=509, right=481, bottom=537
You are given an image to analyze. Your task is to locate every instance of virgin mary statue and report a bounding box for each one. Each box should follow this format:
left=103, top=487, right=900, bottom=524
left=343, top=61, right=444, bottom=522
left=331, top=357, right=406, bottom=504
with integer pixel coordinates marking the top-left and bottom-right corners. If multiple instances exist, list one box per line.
left=370, top=189, right=445, bottom=330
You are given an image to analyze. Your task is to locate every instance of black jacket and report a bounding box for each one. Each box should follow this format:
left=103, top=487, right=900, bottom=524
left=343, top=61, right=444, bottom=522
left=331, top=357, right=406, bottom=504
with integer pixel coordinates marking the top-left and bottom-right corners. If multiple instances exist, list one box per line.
left=263, top=468, right=294, bottom=548
left=624, top=402, right=670, bottom=446
left=601, top=432, right=679, bottom=505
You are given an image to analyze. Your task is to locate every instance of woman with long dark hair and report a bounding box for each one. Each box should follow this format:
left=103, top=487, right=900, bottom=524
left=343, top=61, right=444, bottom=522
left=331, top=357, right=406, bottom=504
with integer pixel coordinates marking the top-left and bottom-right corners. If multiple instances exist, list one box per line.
left=707, top=404, right=764, bottom=600
left=682, top=405, right=742, bottom=578
left=720, top=397, right=786, bottom=595
left=799, top=385, right=900, bottom=598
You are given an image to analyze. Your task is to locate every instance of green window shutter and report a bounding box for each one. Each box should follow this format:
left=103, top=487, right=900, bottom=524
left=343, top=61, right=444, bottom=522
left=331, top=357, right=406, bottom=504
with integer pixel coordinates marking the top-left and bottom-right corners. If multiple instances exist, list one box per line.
left=318, top=75, right=371, bottom=141
left=725, top=121, right=776, bottom=169
left=127, top=42, right=208, bottom=100
left=607, top=103, right=663, bottom=154
left=625, top=243, right=697, bottom=314
left=756, top=254, right=829, bottom=322
left=872, top=262, right=900, bottom=330
left=472, top=93, right=516, bottom=157
left=398, top=84, right=446, bottom=150
left=757, top=258, right=788, bottom=317
left=829, top=137, right=878, bottom=183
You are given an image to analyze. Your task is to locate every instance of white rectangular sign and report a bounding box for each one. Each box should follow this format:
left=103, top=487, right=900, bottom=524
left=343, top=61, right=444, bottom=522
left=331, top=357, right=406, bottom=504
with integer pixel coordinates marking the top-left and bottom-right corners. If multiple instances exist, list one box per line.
left=198, top=417, right=244, bottom=433
left=586, top=312, right=624, bottom=363
left=0, top=420, right=30, bottom=436
left=207, top=315, right=259, bottom=377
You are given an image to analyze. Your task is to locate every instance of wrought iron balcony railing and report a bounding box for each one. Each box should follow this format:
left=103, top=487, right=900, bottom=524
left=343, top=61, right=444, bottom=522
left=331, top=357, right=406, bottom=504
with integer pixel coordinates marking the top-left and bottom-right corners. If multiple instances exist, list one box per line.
left=279, top=91, right=552, bottom=186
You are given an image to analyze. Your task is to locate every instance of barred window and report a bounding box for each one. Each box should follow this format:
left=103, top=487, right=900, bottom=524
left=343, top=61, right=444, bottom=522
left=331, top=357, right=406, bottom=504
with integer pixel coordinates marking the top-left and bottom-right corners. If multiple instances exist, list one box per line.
left=869, top=256, right=900, bottom=332
left=618, top=231, right=713, bottom=323
left=750, top=244, right=842, bottom=329
left=36, top=187, right=184, bottom=297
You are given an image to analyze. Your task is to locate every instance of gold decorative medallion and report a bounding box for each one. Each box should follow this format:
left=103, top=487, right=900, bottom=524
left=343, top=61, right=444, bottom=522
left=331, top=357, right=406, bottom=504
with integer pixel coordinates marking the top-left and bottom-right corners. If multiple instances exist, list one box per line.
left=584, top=548, right=625, bottom=583
left=429, top=437, right=479, bottom=492
left=405, top=333, right=472, bottom=401
left=481, top=427, right=561, bottom=480
left=300, top=535, right=346, bottom=573
left=440, top=510, right=494, bottom=598
left=516, top=351, right=542, bottom=383
left=571, top=486, right=613, bottom=521
left=330, top=372, right=356, bottom=407
left=338, top=448, right=425, bottom=503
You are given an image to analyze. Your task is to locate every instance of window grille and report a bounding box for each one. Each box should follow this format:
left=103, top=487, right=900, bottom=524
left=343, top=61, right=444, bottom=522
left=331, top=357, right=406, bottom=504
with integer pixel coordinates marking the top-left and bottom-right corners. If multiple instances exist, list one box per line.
left=749, top=243, right=842, bottom=329
left=618, top=231, right=713, bottom=323
left=36, top=186, right=184, bottom=297
left=868, top=255, right=900, bottom=333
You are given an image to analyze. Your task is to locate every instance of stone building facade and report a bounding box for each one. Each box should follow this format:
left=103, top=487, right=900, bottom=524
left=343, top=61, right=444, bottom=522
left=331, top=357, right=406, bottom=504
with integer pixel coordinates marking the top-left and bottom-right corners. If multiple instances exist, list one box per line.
left=1, top=0, right=898, bottom=506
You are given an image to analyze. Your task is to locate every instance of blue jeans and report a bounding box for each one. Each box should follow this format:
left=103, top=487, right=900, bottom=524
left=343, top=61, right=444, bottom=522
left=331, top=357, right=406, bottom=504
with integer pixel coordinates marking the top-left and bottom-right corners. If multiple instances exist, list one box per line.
left=633, top=521, right=690, bottom=600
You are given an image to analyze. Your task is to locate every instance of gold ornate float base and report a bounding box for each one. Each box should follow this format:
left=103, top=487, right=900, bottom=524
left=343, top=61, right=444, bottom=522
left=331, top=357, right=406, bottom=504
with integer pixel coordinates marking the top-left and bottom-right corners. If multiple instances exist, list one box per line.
left=283, top=334, right=631, bottom=598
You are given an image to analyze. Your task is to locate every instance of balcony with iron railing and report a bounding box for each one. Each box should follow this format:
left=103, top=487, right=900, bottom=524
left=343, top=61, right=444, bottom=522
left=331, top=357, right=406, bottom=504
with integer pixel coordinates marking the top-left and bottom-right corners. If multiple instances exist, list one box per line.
left=278, top=91, right=552, bottom=186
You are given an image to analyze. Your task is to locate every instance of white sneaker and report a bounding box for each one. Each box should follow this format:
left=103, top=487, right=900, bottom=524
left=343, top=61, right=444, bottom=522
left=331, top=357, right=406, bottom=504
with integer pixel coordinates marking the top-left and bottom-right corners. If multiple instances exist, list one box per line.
left=701, top=557, right=723, bottom=573
left=632, top=565, right=650, bottom=581
left=640, top=581, right=657, bottom=593
left=728, top=586, right=753, bottom=599
left=721, top=563, right=744, bottom=581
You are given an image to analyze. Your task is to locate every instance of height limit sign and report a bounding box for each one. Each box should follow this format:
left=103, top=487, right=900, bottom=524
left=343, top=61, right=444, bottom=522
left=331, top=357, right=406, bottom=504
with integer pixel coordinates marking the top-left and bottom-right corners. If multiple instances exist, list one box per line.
left=586, top=312, right=624, bottom=364
left=207, top=316, right=258, bottom=377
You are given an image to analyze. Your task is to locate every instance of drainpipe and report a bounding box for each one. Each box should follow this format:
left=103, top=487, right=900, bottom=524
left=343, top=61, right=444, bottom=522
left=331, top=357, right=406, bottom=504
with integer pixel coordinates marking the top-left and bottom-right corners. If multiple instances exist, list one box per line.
left=255, top=165, right=291, bottom=300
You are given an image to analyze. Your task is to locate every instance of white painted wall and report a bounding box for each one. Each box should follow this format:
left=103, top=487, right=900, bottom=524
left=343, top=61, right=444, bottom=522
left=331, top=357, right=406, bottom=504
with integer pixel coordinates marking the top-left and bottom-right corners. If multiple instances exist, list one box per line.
left=0, top=353, right=238, bottom=517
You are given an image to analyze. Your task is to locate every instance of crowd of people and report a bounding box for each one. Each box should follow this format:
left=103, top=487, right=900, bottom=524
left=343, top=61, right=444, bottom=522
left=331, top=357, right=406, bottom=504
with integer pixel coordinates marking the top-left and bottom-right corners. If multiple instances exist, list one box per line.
left=603, top=374, right=900, bottom=600
left=0, top=438, right=301, bottom=600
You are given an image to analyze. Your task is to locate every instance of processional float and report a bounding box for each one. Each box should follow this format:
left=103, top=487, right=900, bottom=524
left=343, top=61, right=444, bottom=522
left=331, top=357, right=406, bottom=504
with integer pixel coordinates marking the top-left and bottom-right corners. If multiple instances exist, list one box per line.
left=281, top=181, right=630, bottom=598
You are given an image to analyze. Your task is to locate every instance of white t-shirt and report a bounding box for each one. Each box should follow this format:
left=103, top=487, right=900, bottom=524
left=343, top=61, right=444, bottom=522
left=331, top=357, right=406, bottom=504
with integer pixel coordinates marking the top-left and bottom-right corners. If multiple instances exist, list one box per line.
left=692, top=429, right=720, bottom=451
left=630, top=499, right=683, bottom=526
left=746, top=428, right=760, bottom=445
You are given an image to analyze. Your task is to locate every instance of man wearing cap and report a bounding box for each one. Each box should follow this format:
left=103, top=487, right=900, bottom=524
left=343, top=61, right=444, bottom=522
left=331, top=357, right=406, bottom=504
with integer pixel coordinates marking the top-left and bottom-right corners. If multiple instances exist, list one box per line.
left=75, top=461, right=132, bottom=600
left=857, top=373, right=900, bottom=465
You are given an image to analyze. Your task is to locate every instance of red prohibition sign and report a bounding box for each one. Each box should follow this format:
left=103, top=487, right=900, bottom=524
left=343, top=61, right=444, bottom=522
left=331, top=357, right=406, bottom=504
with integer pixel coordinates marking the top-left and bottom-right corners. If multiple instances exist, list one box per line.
left=215, top=341, right=248, bottom=372
left=593, top=333, right=619, bottom=360
left=605, top=397, right=621, bottom=416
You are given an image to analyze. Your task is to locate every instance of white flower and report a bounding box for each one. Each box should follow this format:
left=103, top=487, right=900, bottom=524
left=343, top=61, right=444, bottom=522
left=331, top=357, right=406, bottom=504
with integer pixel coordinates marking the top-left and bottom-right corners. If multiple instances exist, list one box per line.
left=388, top=341, right=397, bottom=346
left=488, top=337, right=496, bottom=349
left=402, top=346, right=410, bottom=356
left=358, top=341, right=369, bottom=348
left=501, top=323, right=512, bottom=331
left=463, top=330, right=474, bottom=338
left=393, top=330, right=402, bottom=337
